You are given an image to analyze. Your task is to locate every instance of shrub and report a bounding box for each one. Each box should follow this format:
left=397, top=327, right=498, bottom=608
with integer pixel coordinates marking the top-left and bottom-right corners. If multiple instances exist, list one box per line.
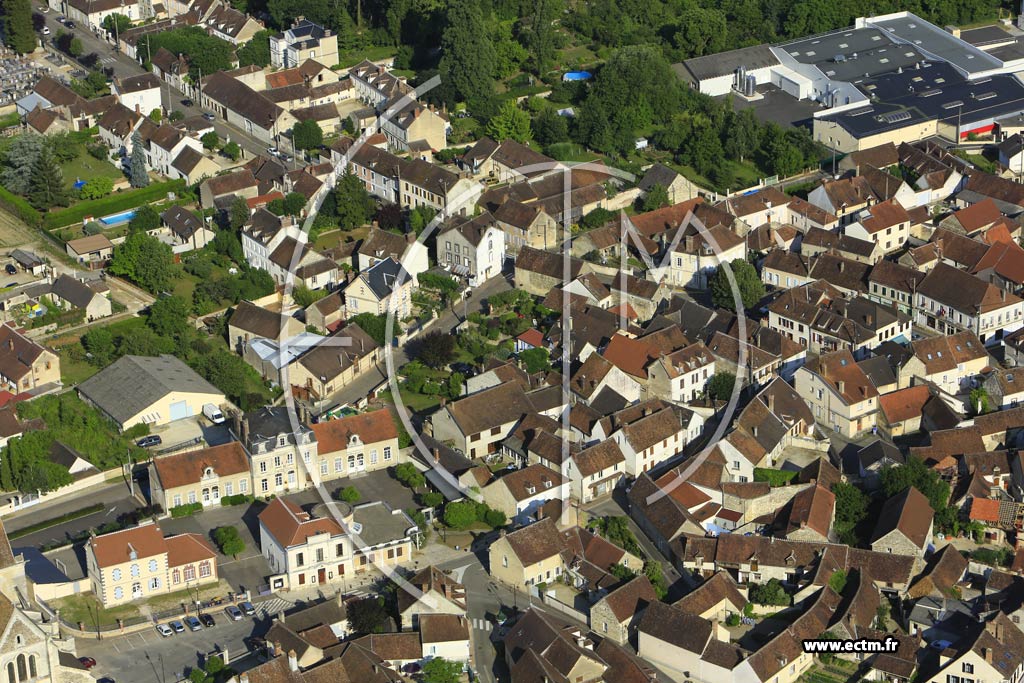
left=219, top=494, right=253, bottom=506
left=212, top=525, right=245, bottom=556
left=337, top=486, right=361, bottom=504
left=725, top=613, right=740, bottom=627
left=170, top=502, right=202, bottom=517
left=753, top=468, right=798, bottom=487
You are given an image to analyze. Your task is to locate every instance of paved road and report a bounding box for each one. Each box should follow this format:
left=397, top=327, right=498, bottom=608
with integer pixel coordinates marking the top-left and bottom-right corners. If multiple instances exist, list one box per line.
left=584, top=493, right=683, bottom=588
left=6, top=480, right=140, bottom=550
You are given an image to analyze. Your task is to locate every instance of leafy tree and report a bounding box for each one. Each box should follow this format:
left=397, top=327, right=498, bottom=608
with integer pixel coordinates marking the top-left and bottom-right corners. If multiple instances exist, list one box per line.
left=2, top=0, right=35, bottom=54
left=418, top=272, right=458, bottom=304
left=520, top=0, right=561, bottom=74
left=725, top=108, right=761, bottom=163
left=519, top=347, right=550, bottom=373
left=201, top=132, right=219, bottom=150
left=282, top=192, right=306, bottom=216
left=129, top=204, right=161, bottom=233
left=347, top=596, right=389, bottom=635
left=82, top=327, right=115, bottom=366
left=394, top=462, right=426, bottom=489
left=586, top=516, right=644, bottom=557
left=101, top=13, right=131, bottom=35
left=136, top=27, right=235, bottom=82
left=580, top=207, right=615, bottom=231
left=641, top=183, right=669, bottom=212
left=78, top=176, right=113, bottom=200
left=443, top=499, right=479, bottom=529
left=420, top=491, right=444, bottom=507
left=828, top=569, right=847, bottom=594
left=229, top=196, right=250, bottom=231
left=673, top=7, right=728, bottom=57
left=0, top=134, right=47, bottom=194
left=292, top=284, right=326, bottom=308
left=486, top=100, right=531, bottom=143
left=337, top=486, right=361, bottom=503
left=685, top=126, right=725, bottom=177
left=333, top=172, right=375, bottom=230
left=108, top=232, right=175, bottom=293
left=212, top=526, right=245, bottom=557
left=710, top=258, right=764, bottom=311
left=439, top=0, right=496, bottom=112
left=83, top=221, right=103, bottom=236
left=411, top=330, right=456, bottom=369
left=532, top=107, right=569, bottom=147
left=129, top=131, right=149, bottom=188
left=879, top=456, right=950, bottom=514
left=875, top=598, right=890, bottom=630
left=750, top=578, right=790, bottom=606
left=69, top=37, right=84, bottom=57
left=349, top=313, right=387, bottom=345
left=237, top=29, right=272, bottom=67
left=28, top=147, right=68, bottom=210
left=147, top=295, right=191, bottom=338
left=409, top=206, right=437, bottom=235
left=706, top=372, right=736, bottom=401
left=490, top=22, right=527, bottom=79
left=222, top=141, right=241, bottom=161
left=831, top=481, right=868, bottom=546
left=292, top=120, right=323, bottom=152
left=970, top=387, right=991, bottom=415
left=376, top=203, right=403, bottom=232
left=644, top=560, right=668, bottom=599
left=422, top=658, right=463, bottom=683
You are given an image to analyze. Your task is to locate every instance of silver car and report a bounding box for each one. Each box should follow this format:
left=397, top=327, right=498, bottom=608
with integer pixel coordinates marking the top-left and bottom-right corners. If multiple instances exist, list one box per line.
left=156, top=623, right=173, bottom=637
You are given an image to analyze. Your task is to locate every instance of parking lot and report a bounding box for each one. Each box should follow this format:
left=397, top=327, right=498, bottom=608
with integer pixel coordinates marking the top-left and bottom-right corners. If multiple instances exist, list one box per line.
left=149, top=417, right=234, bottom=454
left=83, top=601, right=284, bottom=683
left=285, top=468, right=418, bottom=515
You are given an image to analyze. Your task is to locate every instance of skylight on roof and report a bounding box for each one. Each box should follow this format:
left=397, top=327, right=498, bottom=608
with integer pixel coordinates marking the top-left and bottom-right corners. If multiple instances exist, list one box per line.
left=976, top=92, right=997, bottom=101
left=942, top=100, right=965, bottom=109
left=872, top=35, right=882, bottom=41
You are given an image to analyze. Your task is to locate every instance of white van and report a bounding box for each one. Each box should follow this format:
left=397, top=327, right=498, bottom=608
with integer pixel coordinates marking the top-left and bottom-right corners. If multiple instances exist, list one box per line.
left=203, top=403, right=225, bottom=424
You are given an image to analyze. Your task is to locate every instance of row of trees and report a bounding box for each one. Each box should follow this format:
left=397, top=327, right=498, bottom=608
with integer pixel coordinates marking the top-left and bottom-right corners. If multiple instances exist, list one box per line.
left=0, top=133, right=76, bottom=210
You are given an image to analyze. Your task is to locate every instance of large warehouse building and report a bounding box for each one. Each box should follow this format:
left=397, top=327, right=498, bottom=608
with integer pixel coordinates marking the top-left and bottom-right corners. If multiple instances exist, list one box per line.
left=677, top=12, right=1024, bottom=151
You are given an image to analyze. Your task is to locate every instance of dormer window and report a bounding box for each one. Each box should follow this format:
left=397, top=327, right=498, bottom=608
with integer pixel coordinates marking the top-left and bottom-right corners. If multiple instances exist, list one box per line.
left=205, top=467, right=214, bottom=478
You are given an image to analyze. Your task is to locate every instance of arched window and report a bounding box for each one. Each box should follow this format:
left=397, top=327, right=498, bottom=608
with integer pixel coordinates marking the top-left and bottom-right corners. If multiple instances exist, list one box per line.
left=199, top=561, right=211, bottom=578
left=148, top=560, right=158, bottom=573
left=16, top=654, right=25, bottom=682
left=184, top=565, right=196, bottom=581
left=172, top=568, right=181, bottom=585
left=27, top=657, right=34, bottom=679
left=7, top=661, right=15, bottom=683
left=13, top=637, right=19, bottom=646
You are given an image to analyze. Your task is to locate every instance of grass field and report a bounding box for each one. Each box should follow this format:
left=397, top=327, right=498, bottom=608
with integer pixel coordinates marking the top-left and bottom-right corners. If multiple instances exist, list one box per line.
left=61, top=151, right=123, bottom=189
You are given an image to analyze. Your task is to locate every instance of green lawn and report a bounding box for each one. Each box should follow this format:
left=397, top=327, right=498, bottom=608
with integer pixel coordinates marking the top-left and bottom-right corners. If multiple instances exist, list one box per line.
left=52, top=593, right=142, bottom=630
left=336, top=45, right=396, bottom=69
left=380, top=387, right=440, bottom=413
left=57, top=347, right=99, bottom=385
left=546, top=142, right=601, bottom=163
left=61, top=151, right=123, bottom=189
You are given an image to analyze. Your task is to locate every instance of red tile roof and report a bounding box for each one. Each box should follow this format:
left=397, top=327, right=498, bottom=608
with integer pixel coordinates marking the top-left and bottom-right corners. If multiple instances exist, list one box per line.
left=879, top=385, right=931, bottom=425
left=258, top=497, right=343, bottom=548
left=969, top=497, right=1001, bottom=522
left=310, top=409, right=398, bottom=456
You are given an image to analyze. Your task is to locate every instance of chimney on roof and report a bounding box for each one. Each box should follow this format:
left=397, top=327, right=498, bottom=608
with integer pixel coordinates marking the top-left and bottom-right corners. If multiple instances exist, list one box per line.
left=984, top=647, right=992, bottom=663
left=685, top=235, right=695, bottom=252
left=1002, top=289, right=1007, bottom=302
left=838, top=261, right=845, bottom=273
left=866, top=313, right=873, bottom=326
left=433, top=448, right=440, bottom=463
left=439, top=397, right=446, bottom=407
left=837, top=380, right=846, bottom=394
left=752, top=425, right=758, bottom=438
left=241, top=417, right=250, bottom=445
left=277, top=610, right=285, bottom=623
left=768, top=393, right=775, bottom=414
left=288, top=650, right=298, bottom=672
left=239, top=675, right=249, bottom=683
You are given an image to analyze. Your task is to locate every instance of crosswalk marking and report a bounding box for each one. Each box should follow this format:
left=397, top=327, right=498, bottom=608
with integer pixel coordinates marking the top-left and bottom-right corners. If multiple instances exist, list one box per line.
left=472, top=618, right=491, bottom=632
left=254, top=597, right=293, bottom=617
left=99, top=56, right=116, bottom=64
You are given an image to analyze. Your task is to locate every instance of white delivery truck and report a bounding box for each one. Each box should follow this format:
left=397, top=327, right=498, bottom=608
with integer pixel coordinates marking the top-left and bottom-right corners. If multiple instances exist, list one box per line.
left=203, top=403, right=225, bottom=424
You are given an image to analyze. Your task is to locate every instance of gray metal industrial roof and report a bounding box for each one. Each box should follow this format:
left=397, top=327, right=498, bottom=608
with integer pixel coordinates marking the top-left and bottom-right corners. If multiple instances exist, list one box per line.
left=679, top=44, right=780, bottom=82
left=867, top=14, right=1002, bottom=74
left=78, top=354, right=222, bottom=424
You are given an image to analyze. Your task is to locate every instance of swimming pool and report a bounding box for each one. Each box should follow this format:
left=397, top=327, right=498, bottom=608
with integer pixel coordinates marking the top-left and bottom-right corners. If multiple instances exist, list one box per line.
left=99, top=209, right=136, bottom=226
left=563, top=71, right=592, bottom=81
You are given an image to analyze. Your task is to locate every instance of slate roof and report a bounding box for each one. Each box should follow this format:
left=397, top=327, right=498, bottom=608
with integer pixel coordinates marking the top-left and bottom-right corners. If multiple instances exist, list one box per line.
left=871, top=486, right=933, bottom=548
left=78, top=354, right=222, bottom=424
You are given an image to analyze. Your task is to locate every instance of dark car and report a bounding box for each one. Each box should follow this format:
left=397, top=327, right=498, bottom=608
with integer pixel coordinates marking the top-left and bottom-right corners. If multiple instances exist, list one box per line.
left=97, top=678, right=115, bottom=683
left=65, top=20, right=75, bottom=28
left=79, top=657, right=96, bottom=669
left=239, top=601, right=255, bottom=616
left=181, top=98, right=194, bottom=106
left=199, top=613, right=216, bottom=627
left=136, top=435, right=162, bottom=448
left=5, top=264, right=16, bottom=275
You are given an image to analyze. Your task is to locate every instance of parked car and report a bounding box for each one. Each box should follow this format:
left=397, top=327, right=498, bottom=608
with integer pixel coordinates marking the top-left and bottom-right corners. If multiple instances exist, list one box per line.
left=202, top=113, right=215, bottom=121
left=65, top=20, right=74, bottom=28
left=169, top=620, right=185, bottom=633
left=199, top=613, right=216, bottom=627
left=136, top=435, right=162, bottom=448
left=184, top=616, right=202, bottom=631
left=4, top=264, right=16, bottom=275
left=97, top=678, right=115, bottom=683
left=267, top=146, right=278, bottom=156
left=239, top=601, right=255, bottom=616
left=40, top=6, right=49, bottom=12
left=156, top=623, right=174, bottom=637
left=181, top=98, right=193, bottom=106
left=279, top=153, right=292, bottom=162
left=40, top=26, right=50, bottom=35
left=78, top=657, right=96, bottom=669
left=225, top=605, right=243, bottom=621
